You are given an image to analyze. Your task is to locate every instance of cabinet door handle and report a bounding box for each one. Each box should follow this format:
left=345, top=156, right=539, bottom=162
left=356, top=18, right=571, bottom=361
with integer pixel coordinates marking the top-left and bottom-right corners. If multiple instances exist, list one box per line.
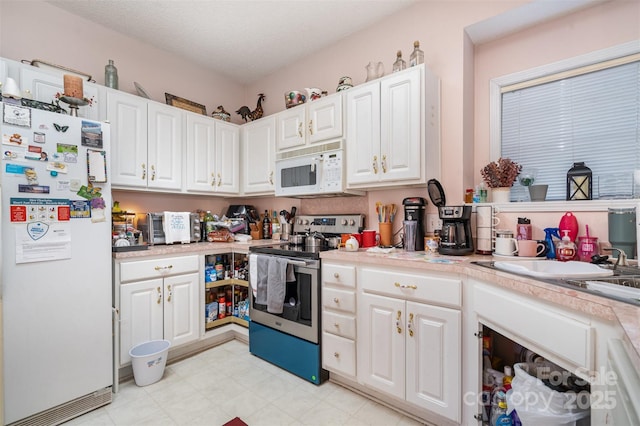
left=211, top=173, right=216, bottom=186
left=394, top=282, right=417, bottom=290
left=141, top=163, right=146, bottom=180
left=156, top=286, right=162, bottom=304
left=151, top=164, right=156, bottom=181
left=334, top=352, right=340, bottom=358
left=408, top=312, right=414, bottom=337
left=373, top=156, right=378, bottom=174
left=298, top=122, right=303, bottom=138
left=269, top=171, right=273, bottom=185
left=217, top=173, right=222, bottom=187
left=154, top=265, right=173, bottom=271
left=308, top=120, right=313, bottom=136
left=396, top=310, right=402, bottom=334
left=166, top=284, right=172, bottom=303
left=333, top=272, right=339, bottom=279
left=381, top=155, right=387, bottom=174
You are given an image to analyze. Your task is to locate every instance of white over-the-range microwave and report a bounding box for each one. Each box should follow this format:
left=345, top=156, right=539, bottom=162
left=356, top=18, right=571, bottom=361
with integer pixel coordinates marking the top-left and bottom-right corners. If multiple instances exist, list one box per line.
left=274, top=140, right=365, bottom=198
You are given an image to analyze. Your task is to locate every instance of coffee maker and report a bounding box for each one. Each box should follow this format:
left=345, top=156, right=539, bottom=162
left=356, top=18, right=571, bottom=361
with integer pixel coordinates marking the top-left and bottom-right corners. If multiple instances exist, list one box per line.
left=403, top=197, right=426, bottom=251
left=439, top=205, right=474, bottom=255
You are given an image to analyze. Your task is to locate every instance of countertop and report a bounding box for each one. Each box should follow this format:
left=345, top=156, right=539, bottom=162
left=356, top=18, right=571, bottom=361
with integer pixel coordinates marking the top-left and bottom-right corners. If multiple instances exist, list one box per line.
left=320, top=249, right=640, bottom=374
left=111, top=239, right=280, bottom=259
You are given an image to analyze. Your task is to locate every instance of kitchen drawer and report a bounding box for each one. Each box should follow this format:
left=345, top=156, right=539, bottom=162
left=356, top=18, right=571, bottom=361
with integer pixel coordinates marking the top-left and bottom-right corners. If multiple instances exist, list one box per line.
left=322, top=263, right=356, bottom=289
left=119, top=255, right=200, bottom=283
left=322, top=332, right=356, bottom=378
left=360, top=267, right=461, bottom=308
left=323, top=310, right=356, bottom=339
left=322, top=287, right=356, bottom=313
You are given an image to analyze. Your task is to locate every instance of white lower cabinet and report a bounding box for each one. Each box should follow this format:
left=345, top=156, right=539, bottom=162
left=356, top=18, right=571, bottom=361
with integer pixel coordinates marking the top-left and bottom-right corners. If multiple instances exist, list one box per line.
left=321, top=263, right=357, bottom=378
left=117, top=256, right=200, bottom=366
left=357, top=266, right=461, bottom=423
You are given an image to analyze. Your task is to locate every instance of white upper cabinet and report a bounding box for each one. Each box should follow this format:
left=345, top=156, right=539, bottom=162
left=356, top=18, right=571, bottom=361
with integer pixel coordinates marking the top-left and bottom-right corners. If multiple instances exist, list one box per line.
left=185, top=112, right=240, bottom=194
left=147, top=102, right=183, bottom=190
left=108, top=91, right=149, bottom=188
left=242, top=116, right=276, bottom=195
left=108, top=90, right=182, bottom=191
left=276, top=93, right=343, bottom=151
left=346, top=65, right=440, bottom=189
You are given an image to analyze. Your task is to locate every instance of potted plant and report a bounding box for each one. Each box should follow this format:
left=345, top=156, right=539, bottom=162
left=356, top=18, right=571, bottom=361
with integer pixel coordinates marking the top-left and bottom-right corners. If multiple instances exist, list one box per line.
left=480, top=157, right=522, bottom=203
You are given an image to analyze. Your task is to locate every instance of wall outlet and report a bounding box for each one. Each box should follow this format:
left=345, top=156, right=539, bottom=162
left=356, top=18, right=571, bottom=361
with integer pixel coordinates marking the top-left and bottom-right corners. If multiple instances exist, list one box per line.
left=426, top=213, right=442, bottom=233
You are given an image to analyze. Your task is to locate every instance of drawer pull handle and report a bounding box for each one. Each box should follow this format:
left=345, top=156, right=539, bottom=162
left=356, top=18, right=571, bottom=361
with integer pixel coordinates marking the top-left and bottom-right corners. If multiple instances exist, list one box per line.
left=333, top=297, right=339, bottom=304
left=408, top=313, right=414, bottom=337
left=394, top=282, right=417, bottom=290
left=154, top=265, right=174, bottom=271
left=333, top=272, right=339, bottom=279
left=396, top=310, right=402, bottom=334
left=334, top=322, right=340, bottom=328
left=334, top=352, right=340, bottom=358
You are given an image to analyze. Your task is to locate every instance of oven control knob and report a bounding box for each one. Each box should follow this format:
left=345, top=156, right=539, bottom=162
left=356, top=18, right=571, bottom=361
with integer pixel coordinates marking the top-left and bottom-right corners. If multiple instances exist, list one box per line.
left=349, top=219, right=356, bottom=226
left=299, top=219, right=309, bottom=226
left=341, top=219, right=348, bottom=226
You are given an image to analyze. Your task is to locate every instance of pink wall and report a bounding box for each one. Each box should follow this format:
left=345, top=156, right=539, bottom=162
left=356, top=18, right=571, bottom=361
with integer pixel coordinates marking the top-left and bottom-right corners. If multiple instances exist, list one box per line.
left=473, top=0, right=640, bottom=246
left=0, top=1, right=244, bottom=124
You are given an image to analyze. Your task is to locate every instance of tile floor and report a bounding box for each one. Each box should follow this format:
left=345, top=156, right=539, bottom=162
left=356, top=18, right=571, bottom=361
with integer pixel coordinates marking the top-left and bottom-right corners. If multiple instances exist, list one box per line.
left=67, top=340, right=425, bottom=426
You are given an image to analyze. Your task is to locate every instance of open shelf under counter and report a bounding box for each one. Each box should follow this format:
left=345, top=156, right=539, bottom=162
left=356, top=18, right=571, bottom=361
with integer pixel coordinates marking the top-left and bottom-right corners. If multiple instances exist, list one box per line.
left=205, top=278, right=248, bottom=290
left=205, top=316, right=248, bottom=330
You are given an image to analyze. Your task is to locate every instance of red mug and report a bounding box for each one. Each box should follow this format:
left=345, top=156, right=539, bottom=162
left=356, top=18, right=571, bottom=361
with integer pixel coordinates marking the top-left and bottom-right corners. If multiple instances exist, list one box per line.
left=362, top=229, right=378, bottom=248
left=351, top=233, right=363, bottom=246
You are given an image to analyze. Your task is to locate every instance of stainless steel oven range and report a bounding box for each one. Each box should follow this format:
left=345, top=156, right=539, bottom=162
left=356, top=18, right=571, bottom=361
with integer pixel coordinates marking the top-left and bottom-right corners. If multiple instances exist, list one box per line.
left=249, top=214, right=364, bottom=384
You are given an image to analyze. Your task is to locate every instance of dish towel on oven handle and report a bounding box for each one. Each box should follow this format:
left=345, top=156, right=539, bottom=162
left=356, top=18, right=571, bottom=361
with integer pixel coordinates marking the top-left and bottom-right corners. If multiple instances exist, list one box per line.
left=250, top=254, right=268, bottom=303
left=267, top=257, right=288, bottom=314
left=162, top=212, right=191, bottom=244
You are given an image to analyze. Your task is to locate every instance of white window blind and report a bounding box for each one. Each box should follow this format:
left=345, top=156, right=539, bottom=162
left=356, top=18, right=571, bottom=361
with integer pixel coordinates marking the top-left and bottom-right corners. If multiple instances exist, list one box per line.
left=501, top=60, right=640, bottom=201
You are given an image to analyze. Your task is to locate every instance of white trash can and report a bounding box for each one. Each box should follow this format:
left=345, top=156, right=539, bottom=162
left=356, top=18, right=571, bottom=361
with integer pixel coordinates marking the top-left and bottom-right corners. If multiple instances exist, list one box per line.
left=129, top=340, right=171, bottom=386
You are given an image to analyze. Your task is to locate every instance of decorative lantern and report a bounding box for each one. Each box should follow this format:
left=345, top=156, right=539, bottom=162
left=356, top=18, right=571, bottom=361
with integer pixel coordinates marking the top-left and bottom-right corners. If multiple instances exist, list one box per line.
left=566, top=162, right=592, bottom=200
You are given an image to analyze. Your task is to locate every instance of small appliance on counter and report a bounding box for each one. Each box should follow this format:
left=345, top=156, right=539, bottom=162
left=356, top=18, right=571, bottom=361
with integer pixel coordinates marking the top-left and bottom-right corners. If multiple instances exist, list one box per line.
left=403, top=197, right=427, bottom=251
left=226, top=205, right=260, bottom=235
left=137, top=212, right=201, bottom=245
left=428, top=179, right=474, bottom=255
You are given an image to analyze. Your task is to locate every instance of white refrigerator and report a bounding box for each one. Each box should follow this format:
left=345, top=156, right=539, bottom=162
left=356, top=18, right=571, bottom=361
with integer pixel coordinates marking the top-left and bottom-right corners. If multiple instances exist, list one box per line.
left=1, top=103, right=112, bottom=424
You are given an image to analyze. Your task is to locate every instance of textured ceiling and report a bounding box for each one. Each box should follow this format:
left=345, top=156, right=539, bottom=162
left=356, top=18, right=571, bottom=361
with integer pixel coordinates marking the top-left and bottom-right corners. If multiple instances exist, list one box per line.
left=46, top=0, right=417, bottom=85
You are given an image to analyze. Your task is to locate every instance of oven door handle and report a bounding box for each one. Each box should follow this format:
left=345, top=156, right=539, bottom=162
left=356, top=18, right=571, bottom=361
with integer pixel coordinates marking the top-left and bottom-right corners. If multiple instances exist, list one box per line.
left=287, top=259, right=309, bottom=267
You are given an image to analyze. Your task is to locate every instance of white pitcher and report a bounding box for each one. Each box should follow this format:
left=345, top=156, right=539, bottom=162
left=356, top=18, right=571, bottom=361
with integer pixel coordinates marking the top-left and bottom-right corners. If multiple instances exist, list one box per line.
left=365, top=61, right=385, bottom=82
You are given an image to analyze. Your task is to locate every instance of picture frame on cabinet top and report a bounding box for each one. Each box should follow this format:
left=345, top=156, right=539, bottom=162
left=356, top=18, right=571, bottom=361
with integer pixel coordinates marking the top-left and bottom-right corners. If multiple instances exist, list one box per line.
left=165, top=93, right=206, bottom=115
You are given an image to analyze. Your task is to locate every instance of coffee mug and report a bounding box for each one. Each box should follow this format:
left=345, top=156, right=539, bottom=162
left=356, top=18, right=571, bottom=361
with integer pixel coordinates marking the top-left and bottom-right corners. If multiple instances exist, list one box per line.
left=518, top=240, right=545, bottom=257
left=476, top=206, right=500, bottom=228
left=495, top=237, right=518, bottom=256
left=362, top=229, right=378, bottom=248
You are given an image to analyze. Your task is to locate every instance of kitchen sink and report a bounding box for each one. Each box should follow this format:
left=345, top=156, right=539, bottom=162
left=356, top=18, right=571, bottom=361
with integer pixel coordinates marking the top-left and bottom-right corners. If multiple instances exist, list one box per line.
left=492, top=260, right=614, bottom=279
left=473, top=261, right=640, bottom=306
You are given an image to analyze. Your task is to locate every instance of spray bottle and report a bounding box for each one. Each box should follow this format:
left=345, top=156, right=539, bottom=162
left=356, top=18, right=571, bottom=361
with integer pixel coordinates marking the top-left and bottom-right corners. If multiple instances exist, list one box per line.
left=544, top=227, right=561, bottom=259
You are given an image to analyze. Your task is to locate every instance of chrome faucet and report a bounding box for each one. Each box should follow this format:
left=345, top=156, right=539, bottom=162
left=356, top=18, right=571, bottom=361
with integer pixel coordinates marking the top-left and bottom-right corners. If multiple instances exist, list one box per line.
left=604, top=247, right=629, bottom=268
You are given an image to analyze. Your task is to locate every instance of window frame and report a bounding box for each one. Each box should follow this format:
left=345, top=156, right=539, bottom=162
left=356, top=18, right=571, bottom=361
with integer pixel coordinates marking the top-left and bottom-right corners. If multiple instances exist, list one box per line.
left=488, top=40, right=640, bottom=212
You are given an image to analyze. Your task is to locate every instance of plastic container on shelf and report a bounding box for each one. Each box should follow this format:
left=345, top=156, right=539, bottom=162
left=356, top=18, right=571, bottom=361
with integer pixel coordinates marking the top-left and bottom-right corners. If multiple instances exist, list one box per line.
left=129, top=340, right=171, bottom=387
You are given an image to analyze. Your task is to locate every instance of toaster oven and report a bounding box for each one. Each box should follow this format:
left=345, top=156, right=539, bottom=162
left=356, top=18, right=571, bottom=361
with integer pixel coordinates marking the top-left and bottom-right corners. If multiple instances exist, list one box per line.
left=137, top=212, right=201, bottom=245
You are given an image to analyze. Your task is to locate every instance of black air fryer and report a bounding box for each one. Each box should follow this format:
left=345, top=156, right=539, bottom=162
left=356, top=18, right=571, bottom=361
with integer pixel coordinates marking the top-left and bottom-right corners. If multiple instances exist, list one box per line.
left=403, top=197, right=427, bottom=251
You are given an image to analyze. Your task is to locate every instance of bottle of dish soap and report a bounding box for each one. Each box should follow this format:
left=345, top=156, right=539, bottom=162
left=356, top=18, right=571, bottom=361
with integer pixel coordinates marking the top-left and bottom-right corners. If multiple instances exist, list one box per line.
left=544, top=227, right=561, bottom=259
left=556, top=230, right=577, bottom=262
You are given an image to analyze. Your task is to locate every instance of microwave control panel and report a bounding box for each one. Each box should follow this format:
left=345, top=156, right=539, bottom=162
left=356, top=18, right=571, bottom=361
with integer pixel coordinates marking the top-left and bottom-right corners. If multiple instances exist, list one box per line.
left=321, top=150, right=343, bottom=191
